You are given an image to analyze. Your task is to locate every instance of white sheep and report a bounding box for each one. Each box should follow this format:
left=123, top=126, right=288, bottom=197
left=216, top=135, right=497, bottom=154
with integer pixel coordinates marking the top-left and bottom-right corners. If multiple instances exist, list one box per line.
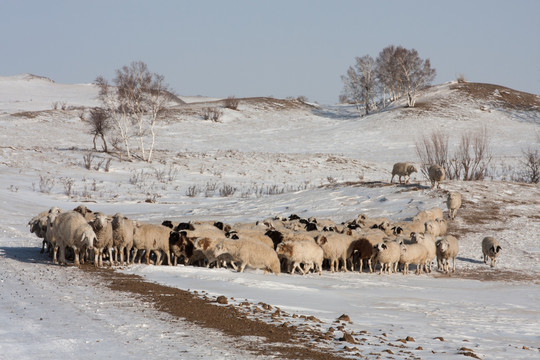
left=192, top=236, right=234, bottom=268
left=73, top=204, right=95, bottom=221
left=482, top=236, right=502, bottom=267
left=391, top=220, right=425, bottom=238
left=424, top=220, right=442, bottom=237
left=89, top=212, right=114, bottom=268
left=132, top=222, right=172, bottom=266
left=315, top=233, right=355, bottom=273
left=226, top=228, right=274, bottom=249
left=29, top=207, right=61, bottom=254
left=428, top=164, right=445, bottom=189
left=413, top=207, right=444, bottom=224
left=373, top=240, right=401, bottom=274
left=446, top=192, right=462, bottom=220
left=399, top=242, right=428, bottom=275
left=435, top=235, right=459, bottom=273
left=391, top=162, right=418, bottom=184
left=276, top=240, right=324, bottom=275
left=411, top=232, right=436, bottom=273
left=213, top=238, right=280, bottom=275
left=111, top=213, right=135, bottom=266
left=50, top=211, right=96, bottom=267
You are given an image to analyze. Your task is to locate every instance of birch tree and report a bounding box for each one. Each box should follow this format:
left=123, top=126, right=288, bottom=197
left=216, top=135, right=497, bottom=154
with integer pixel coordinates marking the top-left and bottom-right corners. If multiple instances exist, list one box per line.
left=394, top=47, right=436, bottom=107
left=341, top=55, right=377, bottom=114
left=95, top=61, right=173, bottom=162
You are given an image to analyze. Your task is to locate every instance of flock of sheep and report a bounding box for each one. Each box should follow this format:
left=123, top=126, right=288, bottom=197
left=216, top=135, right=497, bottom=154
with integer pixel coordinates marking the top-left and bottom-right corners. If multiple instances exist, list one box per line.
left=26, top=162, right=503, bottom=276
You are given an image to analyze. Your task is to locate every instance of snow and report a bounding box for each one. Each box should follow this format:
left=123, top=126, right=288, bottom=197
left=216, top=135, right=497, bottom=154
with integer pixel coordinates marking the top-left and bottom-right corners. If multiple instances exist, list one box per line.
left=0, top=74, right=539, bottom=359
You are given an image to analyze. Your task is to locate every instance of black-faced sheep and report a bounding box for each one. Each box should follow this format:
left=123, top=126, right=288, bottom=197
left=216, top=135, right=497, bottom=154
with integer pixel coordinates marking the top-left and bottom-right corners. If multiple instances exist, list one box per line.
left=50, top=211, right=96, bottom=267
left=391, top=162, right=417, bottom=184
left=213, top=239, right=280, bottom=275
left=112, top=213, right=135, bottom=266
left=482, top=236, right=502, bottom=267
left=373, top=240, right=401, bottom=274
left=428, top=164, right=445, bottom=189
left=435, top=235, right=459, bottom=273
left=446, top=192, right=462, bottom=220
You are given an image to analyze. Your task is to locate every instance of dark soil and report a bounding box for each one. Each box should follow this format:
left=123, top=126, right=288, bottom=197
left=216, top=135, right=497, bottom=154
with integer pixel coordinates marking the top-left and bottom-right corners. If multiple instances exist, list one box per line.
left=82, top=265, right=352, bottom=360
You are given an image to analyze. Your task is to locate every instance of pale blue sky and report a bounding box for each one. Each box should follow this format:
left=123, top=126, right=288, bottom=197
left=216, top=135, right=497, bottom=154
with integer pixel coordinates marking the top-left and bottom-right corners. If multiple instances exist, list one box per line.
left=2, top=0, right=539, bottom=104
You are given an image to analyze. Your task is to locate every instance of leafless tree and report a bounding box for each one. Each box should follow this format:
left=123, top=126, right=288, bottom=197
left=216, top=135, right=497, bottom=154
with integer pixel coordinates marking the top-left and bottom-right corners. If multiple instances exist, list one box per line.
left=394, top=46, right=436, bottom=107
left=341, top=55, right=377, bottom=114
left=415, top=130, right=450, bottom=178
left=87, top=108, right=111, bottom=152
left=376, top=45, right=401, bottom=106
left=95, top=61, right=173, bottom=162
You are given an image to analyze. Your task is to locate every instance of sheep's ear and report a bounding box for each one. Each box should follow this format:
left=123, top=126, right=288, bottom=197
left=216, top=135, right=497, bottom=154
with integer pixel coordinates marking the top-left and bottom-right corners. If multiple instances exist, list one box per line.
left=231, top=234, right=239, bottom=240
left=319, top=236, right=327, bottom=245
left=496, top=246, right=502, bottom=252
left=381, top=243, right=387, bottom=250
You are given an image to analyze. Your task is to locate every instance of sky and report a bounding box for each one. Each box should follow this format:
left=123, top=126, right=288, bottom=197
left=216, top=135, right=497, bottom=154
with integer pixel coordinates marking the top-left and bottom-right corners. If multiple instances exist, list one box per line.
left=2, top=0, right=539, bottom=104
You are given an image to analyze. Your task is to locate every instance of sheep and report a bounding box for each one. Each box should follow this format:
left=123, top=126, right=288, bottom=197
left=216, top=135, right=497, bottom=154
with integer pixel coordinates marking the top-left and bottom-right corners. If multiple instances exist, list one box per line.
left=391, top=162, right=417, bottom=184
left=436, top=218, right=448, bottom=236
left=89, top=212, right=114, bottom=268
left=225, top=228, right=274, bottom=249
left=169, top=230, right=194, bottom=266
left=111, top=213, right=135, bottom=266
left=314, top=233, right=355, bottom=273
left=192, top=236, right=236, bottom=269
left=73, top=204, right=95, bottom=221
left=428, top=164, right=445, bottom=189
left=132, top=223, right=172, bottom=266
left=213, top=238, right=280, bottom=275
left=264, top=229, right=316, bottom=250
left=446, top=192, right=462, bottom=220
left=391, top=220, right=425, bottom=238
left=482, top=236, right=502, bottom=267
left=399, top=242, right=428, bottom=275
left=29, top=207, right=61, bottom=254
left=350, top=238, right=375, bottom=273
left=373, top=240, right=401, bottom=274
left=276, top=240, right=324, bottom=275
left=413, top=207, right=444, bottom=224
left=411, top=232, right=436, bottom=273
left=435, top=235, right=459, bottom=273
left=50, top=211, right=96, bottom=267
left=424, top=220, right=442, bottom=237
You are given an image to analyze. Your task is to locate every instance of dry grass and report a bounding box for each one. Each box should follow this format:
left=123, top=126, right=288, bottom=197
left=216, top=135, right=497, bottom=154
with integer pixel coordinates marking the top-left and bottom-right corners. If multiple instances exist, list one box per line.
left=451, top=82, right=540, bottom=111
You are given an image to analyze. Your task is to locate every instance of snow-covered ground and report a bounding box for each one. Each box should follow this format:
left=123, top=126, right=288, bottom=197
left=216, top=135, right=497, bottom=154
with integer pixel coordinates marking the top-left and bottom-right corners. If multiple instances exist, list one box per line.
left=0, top=74, right=539, bottom=359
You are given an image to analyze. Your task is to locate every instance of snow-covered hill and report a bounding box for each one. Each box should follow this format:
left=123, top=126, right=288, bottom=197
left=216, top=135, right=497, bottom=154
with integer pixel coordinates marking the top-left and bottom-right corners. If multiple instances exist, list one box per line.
left=0, top=74, right=539, bottom=359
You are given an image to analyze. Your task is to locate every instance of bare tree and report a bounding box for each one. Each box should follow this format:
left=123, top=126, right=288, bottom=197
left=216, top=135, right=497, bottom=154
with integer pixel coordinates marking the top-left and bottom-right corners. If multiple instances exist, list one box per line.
left=95, top=61, right=173, bottom=162
left=415, top=130, right=450, bottom=178
left=87, top=108, right=111, bottom=152
left=394, top=46, right=436, bottom=107
left=376, top=45, right=401, bottom=106
left=341, top=55, right=377, bottom=114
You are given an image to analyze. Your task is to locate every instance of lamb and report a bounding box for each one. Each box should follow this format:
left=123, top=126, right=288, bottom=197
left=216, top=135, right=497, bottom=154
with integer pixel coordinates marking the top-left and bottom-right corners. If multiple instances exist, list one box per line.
left=446, top=192, right=462, bottom=220
left=435, top=235, right=459, bottom=273
left=399, top=242, right=428, bottom=275
left=89, top=212, right=114, bottom=268
left=315, top=233, right=355, bottom=272
left=411, top=232, right=436, bottom=273
left=132, top=222, right=172, bottom=266
left=373, top=240, right=401, bottom=274
left=482, top=236, right=502, bottom=267
left=276, top=240, right=324, bottom=275
left=213, top=238, right=280, bottom=275
left=391, top=162, right=418, bottom=184
left=111, top=213, right=135, bottom=266
left=428, top=164, right=445, bottom=189
left=50, top=211, right=96, bottom=267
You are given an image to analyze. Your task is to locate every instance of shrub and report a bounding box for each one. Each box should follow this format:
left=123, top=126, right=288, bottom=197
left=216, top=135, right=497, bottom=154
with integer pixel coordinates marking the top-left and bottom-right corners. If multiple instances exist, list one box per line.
left=224, top=96, right=239, bottom=110
left=520, top=147, right=540, bottom=183
left=202, top=107, right=223, bottom=122
left=219, top=184, right=237, bottom=197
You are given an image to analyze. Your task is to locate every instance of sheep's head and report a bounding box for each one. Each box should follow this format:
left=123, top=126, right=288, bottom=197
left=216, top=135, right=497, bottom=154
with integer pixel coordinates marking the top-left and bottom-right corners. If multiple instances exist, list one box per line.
left=407, top=165, right=418, bottom=175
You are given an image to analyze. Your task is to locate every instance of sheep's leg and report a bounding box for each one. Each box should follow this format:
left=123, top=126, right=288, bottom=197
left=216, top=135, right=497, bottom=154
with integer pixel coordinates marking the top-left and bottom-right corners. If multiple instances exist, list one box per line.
left=53, top=246, right=59, bottom=264
left=73, top=247, right=81, bottom=267
left=40, top=240, right=46, bottom=254
left=359, top=258, right=363, bottom=273
left=451, top=257, right=456, bottom=273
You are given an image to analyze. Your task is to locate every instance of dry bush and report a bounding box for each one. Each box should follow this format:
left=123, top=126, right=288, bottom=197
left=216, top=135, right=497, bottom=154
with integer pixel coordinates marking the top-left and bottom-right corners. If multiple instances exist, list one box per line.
left=219, top=184, right=237, bottom=197
left=224, top=96, right=240, bottom=110
left=456, top=74, right=467, bottom=83
left=202, top=107, right=223, bottom=122
left=83, top=152, right=95, bottom=170
left=416, top=127, right=492, bottom=181
left=520, top=147, right=540, bottom=183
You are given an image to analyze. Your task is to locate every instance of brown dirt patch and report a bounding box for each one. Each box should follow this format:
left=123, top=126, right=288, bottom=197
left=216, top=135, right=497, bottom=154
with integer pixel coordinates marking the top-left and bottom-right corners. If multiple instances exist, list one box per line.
left=451, top=82, right=540, bottom=111
left=81, top=265, right=351, bottom=360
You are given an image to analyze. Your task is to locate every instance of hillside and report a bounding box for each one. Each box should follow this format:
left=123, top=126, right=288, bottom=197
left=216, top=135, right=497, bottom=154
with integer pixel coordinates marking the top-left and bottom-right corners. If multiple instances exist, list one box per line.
left=0, top=74, right=539, bottom=360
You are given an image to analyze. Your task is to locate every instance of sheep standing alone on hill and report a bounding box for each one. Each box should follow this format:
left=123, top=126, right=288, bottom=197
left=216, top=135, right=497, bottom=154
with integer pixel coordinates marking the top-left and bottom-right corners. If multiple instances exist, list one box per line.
left=482, top=236, right=502, bottom=267
left=428, top=164, right=445, bottom=189
left=446, top=192, right=462, bottom=220
left=391, top=162, right=418, bottom=184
